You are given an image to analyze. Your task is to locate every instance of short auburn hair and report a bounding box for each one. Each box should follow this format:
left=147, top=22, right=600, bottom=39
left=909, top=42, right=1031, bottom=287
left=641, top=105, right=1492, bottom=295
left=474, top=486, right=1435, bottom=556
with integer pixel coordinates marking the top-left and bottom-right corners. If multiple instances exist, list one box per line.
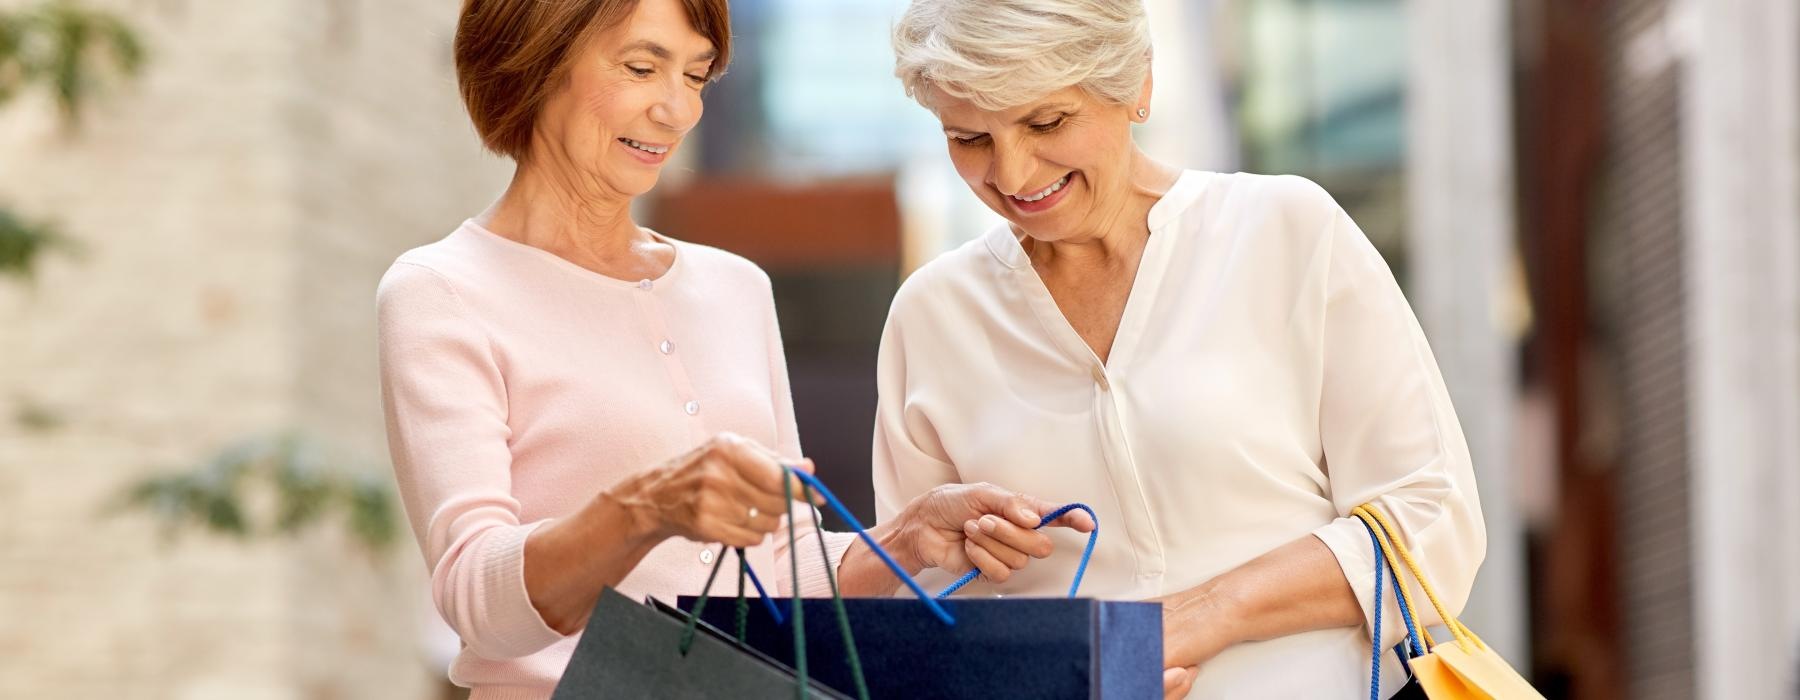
left=453, top=0, right=732, bottom=160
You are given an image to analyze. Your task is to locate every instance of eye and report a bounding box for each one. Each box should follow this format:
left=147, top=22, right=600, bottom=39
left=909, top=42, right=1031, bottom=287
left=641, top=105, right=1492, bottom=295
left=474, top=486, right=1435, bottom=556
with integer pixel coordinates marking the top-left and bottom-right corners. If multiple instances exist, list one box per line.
left=1029, top=117, right=1065, bottom=133
left=948, top=133, right=989, bottom=147
left=626, top=65, right=654, bottom=77
left=684, top=73, right=708, bottom=85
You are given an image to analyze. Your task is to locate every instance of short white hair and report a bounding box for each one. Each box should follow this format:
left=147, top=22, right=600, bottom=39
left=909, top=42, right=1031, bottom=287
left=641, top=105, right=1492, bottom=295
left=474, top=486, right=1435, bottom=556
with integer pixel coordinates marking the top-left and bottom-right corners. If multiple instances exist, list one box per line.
left=891, top=0, right=1151, bottom=111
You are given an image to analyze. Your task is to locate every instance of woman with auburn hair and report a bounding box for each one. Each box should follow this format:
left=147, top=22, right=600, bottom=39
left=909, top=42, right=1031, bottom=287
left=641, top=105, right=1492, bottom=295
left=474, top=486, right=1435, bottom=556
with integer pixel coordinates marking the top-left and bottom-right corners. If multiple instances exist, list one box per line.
left=876, top=1, right=1488, bottom=698
left=378, top=1, right=1091, bottom=696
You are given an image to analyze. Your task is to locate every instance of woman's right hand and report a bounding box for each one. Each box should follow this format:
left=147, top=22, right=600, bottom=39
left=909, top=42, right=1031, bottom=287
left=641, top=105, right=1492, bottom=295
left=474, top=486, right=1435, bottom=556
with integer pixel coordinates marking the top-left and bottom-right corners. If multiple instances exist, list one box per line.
left=604, top=432, right=820, bottom=548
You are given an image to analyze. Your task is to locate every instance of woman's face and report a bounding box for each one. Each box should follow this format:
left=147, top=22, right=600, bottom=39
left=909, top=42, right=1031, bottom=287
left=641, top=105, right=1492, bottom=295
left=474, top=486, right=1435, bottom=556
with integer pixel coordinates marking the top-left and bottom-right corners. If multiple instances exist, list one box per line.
left=930, top=84, right=1148, bottom=244
left=531, top=0, right=715, bottom=197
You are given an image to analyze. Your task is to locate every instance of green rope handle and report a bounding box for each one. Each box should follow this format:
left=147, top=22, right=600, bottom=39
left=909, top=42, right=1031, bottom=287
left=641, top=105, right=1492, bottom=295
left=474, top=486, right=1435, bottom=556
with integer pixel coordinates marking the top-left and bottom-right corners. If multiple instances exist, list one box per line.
left=736, top=547, right=750, bottom=643
left=811, top=481, right=869, bottom=699
left=678, top=543, right=733, bottom=656
left=669, top=475, right=871, bottom=700
left=785, top=476, right=808, bottom=698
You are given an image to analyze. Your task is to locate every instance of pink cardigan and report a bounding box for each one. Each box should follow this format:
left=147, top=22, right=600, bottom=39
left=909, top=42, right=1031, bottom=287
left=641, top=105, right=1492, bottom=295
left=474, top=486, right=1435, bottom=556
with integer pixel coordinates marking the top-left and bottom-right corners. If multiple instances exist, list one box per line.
left=378, top=220, right=854, bottom=699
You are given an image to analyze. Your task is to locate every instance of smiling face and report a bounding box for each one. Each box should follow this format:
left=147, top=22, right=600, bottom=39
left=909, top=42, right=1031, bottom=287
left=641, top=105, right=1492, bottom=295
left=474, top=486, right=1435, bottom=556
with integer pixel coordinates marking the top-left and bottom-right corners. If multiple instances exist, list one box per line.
left=930, top=82, right=1152, bottom=243
left=528, top=0, right=717, bottom=198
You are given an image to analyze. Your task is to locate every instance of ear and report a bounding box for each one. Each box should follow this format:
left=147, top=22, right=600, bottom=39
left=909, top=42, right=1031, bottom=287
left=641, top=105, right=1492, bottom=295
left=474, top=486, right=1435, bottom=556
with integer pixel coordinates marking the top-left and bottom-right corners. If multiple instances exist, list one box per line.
left=1133, top=62, right=1155, bottom=122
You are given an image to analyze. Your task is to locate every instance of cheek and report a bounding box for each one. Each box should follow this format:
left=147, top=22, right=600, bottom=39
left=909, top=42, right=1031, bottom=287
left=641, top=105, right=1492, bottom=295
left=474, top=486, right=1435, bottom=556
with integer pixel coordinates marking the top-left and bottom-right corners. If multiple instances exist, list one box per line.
left=947, top=150, right=989, bottom=189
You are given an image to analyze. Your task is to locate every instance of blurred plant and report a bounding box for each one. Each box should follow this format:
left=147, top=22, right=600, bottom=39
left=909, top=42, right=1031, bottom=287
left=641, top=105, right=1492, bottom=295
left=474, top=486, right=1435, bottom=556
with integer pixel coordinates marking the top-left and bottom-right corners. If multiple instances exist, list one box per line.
left=0, top=206, right=81, bottom=280
left=12, top=395, right=64, bottom=432
left=111, top=433, right=401, bottom=554
left=0, top=0, right=143, bottom=283
left=0, top=0, right=145, bottom=123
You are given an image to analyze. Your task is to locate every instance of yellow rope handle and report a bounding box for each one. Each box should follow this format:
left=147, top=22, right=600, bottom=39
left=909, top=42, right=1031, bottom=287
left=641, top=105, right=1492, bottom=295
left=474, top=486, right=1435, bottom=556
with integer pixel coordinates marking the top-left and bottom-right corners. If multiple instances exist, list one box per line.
left=1353, top=504, right=1485, bottom=652
left=1353, top=507, right=1437, bottom=649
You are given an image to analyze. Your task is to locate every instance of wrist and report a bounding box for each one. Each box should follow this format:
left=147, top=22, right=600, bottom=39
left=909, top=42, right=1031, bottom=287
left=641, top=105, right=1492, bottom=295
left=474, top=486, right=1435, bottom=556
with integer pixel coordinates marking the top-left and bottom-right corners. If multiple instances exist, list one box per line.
left=594, top=474, right=669, bottom=547
left=1164, top=579, right=1244, bottom=666
left=835, top=524, right=911, bottom=597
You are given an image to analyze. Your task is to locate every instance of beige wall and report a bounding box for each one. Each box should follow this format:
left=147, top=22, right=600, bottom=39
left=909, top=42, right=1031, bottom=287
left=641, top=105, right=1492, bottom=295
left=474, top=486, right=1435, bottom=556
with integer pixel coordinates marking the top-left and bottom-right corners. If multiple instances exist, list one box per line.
left=0, top=0, right=507, bottom=696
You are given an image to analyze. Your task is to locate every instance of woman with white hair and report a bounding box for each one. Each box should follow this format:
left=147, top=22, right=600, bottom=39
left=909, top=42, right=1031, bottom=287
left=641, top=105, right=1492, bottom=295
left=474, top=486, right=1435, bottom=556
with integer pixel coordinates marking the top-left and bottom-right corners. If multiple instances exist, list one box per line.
left=876, top=1, right=1487, bottom=697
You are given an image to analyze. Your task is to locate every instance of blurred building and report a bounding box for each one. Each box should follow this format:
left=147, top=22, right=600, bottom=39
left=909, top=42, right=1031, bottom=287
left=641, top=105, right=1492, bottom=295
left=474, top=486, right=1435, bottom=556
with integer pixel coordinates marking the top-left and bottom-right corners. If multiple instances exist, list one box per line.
left=0, top=0, right=507, bottom=696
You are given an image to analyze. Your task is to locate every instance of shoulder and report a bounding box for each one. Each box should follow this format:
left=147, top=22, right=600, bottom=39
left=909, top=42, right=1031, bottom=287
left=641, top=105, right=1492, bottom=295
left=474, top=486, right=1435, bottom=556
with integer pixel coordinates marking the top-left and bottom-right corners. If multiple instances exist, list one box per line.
left=1208, top=172, right=1342, bottom=227
left=668, top=237, right=773, bottom=292
left=377, top=227, right=487, bottom=312
left=885, top=229, right=1005, bottom=327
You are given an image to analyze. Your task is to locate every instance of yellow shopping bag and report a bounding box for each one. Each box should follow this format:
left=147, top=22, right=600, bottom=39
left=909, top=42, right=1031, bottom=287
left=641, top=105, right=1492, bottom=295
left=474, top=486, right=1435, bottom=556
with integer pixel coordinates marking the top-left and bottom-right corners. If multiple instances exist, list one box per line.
left=1353, top=504, right=1545, bottom=700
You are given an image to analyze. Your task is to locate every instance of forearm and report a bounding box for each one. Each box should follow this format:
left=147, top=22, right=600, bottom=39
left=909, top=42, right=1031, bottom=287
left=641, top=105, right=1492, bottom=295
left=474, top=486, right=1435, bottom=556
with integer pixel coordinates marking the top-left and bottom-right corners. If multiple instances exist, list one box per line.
left=523, top=483, right=666, bottom=635
left=1160, top=534, right=1364, bottom=667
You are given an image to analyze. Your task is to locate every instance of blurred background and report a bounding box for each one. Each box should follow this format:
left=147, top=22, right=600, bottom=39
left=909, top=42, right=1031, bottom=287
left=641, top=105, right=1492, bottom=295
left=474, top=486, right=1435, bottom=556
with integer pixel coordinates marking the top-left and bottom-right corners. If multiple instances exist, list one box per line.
left=1, top=0, right=1794, bottom=698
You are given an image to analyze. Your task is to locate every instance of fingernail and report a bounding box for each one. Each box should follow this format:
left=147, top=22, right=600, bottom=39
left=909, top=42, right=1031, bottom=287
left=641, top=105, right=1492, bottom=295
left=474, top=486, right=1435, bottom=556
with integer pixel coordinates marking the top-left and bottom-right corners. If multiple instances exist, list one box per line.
left=980, top=516, right=998, bottom=533
left=1017, top=509, right=1037, bottom=524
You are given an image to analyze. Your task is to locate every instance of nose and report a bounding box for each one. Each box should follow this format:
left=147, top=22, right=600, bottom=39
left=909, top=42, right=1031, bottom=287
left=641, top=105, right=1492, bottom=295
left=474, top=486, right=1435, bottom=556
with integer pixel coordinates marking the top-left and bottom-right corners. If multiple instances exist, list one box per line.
left=648, top=80, right=702, bottom=134
left=985, top=138, right=1035, bottom=197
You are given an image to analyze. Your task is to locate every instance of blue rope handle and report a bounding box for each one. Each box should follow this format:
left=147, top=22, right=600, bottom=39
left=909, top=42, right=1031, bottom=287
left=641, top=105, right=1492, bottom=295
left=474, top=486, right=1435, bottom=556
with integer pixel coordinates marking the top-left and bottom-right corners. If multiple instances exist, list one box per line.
left=1368, top=524, right=1385, bottom=700
left=1362, top=517, right=1426, bottom=700
left=740, top=555, right=787, bottom=625
left=787, top=467, right=959, bottom=626
left=933, top=503, right=1100, bottom=599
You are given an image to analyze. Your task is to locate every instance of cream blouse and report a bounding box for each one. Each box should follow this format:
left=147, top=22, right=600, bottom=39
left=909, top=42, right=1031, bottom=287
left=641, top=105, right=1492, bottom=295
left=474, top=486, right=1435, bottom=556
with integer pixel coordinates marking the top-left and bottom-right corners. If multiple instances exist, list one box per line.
left=871, top=170, right=1486, bottom=698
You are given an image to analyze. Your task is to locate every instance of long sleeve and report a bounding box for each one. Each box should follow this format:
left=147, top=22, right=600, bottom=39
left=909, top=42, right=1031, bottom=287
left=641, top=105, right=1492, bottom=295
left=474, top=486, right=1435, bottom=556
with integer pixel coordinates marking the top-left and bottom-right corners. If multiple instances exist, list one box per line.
left=869, top=287, right=963, bottom=523
left=756, top=274, right=855, bottom=596
left=377, top=261, right=564, bottom=660
left=1305, top=198, right=1488, bottom=649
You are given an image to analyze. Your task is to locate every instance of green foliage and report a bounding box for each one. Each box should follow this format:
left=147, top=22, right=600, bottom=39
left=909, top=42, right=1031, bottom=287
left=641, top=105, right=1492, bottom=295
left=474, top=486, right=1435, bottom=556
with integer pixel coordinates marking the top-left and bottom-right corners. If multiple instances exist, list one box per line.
left=0, top=206, right=79, bottom=280
left=0, top=0, right=144, bottom=123
left=112, top=433, right=401, bottom=554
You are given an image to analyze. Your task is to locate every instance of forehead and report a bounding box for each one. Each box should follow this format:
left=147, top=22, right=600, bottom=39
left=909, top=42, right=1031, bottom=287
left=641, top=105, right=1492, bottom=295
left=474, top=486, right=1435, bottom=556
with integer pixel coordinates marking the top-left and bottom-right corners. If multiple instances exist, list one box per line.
left=593, top=0, right=715, bottom=57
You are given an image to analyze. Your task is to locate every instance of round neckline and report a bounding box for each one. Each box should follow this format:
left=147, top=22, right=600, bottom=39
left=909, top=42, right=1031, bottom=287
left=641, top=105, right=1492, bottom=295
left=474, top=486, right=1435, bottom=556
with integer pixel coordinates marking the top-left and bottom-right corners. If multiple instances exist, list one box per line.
left=460, top=218, right=684, bottom=290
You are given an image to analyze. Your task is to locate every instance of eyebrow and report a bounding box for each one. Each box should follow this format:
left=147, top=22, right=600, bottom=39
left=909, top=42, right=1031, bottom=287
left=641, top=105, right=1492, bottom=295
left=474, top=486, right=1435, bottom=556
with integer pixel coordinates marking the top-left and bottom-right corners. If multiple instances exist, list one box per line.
left=618, top=40, right=718, bottom=63
left=941, top=103, right=1077, bottom=133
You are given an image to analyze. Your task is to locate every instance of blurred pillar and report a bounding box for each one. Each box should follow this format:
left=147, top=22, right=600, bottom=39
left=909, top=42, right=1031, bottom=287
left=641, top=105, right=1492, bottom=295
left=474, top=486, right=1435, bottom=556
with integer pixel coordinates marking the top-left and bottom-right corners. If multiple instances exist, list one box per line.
left=1404, top=0, right=1527, bottom=663
left=1141, top=0, right=1238, bottom=171
left=1680, top=1, right=1800, bottom=698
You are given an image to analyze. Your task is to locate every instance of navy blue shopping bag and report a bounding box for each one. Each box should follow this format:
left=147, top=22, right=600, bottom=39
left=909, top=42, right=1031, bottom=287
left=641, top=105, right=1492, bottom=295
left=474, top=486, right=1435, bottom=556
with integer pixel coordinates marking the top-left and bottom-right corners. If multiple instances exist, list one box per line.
left=680, top=469, right=1163, bottom=699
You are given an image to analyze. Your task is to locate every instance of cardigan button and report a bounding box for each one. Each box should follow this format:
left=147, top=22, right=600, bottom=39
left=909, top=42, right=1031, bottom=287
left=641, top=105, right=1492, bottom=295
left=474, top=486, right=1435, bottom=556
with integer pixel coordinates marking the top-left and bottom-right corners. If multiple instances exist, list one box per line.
left=699, top=548, right=715, bottom=565
left=637, top=279, right=654, bottom=291
left=659, top=339, right=674, bottom=355
left=685, top=400, right=700, bottom=416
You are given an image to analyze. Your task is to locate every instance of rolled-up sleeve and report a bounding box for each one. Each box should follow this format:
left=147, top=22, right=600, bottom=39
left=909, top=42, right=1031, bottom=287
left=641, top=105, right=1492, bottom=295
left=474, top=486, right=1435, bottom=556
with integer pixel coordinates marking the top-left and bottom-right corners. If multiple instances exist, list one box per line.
left=377, top=261, right=565, bottom=660
left=869, top=286, right=963, bottom=525
left=1304, top=199, right=1487, bottom=650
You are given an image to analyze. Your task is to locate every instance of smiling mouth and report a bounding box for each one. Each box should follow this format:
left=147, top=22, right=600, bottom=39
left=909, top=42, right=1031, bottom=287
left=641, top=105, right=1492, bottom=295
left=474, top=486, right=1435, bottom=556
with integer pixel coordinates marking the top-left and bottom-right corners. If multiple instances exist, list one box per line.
left=619, top=137, right=670, bottom=155
left=1011, top=173, right=1071, bottom=203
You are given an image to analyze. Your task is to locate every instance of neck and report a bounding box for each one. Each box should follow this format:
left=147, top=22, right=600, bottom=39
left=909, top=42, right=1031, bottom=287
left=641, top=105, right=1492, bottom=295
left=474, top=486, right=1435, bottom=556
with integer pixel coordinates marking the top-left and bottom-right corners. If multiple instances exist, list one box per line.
left=479, top=147, right=645, bottom=259
left=1024, top=151, right=1181, bottom=272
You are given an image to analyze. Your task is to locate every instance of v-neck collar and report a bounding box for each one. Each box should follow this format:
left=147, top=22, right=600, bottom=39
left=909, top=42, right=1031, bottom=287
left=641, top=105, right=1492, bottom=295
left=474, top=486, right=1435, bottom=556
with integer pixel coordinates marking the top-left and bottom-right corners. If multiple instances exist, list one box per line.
left=983, top=170, right=1209, bottom=373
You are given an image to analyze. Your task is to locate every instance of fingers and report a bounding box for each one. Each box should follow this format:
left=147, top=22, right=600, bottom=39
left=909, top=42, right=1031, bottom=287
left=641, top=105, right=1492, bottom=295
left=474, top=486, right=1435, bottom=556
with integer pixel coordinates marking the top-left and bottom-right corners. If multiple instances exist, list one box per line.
left=963, top=483, right=1096, bottom=533
left=972, top=513, right=1054, bottom=559
left=692, top=490, right=779, bottom=547
left=962, top=518, right=1033, bottom=570
left=1162, top=666, right=1198, bottom=699
left=1020, top=495, right=1096, bottom=533
left=712, top=434, right=824, bottom=505
left=961, top=534, right=1018, bottom=583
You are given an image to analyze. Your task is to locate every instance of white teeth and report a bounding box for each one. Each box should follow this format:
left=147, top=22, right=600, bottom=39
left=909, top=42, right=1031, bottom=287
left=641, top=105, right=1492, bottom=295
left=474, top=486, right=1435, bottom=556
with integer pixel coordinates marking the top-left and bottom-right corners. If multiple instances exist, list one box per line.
left=621, top=138, right=670, bottom=155
left=1013, top=174, right=1070, bottom=202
